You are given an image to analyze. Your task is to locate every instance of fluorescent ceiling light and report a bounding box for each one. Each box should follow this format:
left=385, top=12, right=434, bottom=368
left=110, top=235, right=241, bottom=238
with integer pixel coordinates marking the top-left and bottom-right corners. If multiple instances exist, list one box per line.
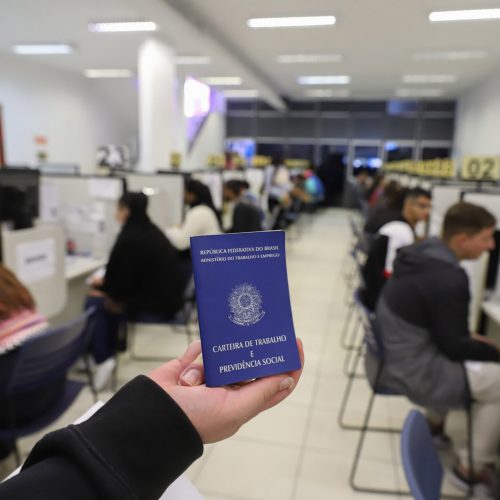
left=305, top=89, right=350, bottom=98
left=247, top=16, right=336, bottom=28
left=88, top=21, right=157, bottom=33
left=298, top=75, right=350, bottom=85
left=414, top=50, right=486, bottom=61
left=176, top=56, right=211, bottom=65
left=12, top=44, right=73, bottom=55
left=396, top=88, right=444, bottom=98
left=429, top=9, right=500, bottom=22
left=278, top=54, right=342, bottom=64
left=202, top=76, right=242, bottom=86
left=223, top=89, right=259, bottom=98
left=403, top=74, right=457, bottom=84
left=84, top=69, right=133, bottom=78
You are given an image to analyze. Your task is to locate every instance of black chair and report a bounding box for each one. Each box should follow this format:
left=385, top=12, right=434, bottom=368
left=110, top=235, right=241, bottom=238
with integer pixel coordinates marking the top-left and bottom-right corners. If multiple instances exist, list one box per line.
left=0, top=308, right=96, bottom=465
left=126, top=281, right=197, bottom=363
left=340, top=299, right=474, bottom=497
left=337, top=296, right=408, bottom=495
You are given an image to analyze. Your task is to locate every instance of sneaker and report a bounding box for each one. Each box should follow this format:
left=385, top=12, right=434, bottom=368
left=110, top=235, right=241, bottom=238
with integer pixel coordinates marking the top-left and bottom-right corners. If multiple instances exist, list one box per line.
left=431, top=432, right=453, bottom=450
left=92, top=358, right=116, bottom=391
left=449, top=463, right=499, bottom=497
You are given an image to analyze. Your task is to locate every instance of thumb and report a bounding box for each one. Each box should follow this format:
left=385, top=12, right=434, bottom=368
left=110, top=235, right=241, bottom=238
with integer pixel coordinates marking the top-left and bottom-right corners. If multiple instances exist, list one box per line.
left=231, top=373, right=296, bottom=420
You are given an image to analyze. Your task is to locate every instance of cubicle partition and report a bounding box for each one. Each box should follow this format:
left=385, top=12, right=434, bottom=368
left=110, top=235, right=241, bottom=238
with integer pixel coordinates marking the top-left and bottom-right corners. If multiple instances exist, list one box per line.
left=1, top=225, right=67, bottom=318
left=124, top=172, right=184, bottom=229
left=40, top=175, right=124, bottom=258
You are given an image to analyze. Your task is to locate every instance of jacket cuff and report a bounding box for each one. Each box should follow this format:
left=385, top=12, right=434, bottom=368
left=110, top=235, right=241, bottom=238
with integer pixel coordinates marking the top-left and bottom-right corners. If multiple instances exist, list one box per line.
left=24, top=375, right=204, bottom=500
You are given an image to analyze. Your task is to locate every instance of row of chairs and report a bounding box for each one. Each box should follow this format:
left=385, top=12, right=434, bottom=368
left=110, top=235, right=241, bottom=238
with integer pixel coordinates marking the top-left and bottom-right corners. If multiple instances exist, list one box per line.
left=339, top=214, right=474, bottom=498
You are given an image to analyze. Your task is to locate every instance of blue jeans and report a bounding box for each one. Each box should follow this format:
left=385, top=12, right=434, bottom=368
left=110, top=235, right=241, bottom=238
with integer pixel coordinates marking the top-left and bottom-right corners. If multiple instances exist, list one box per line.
left=84, top=296, right=125, bottom=364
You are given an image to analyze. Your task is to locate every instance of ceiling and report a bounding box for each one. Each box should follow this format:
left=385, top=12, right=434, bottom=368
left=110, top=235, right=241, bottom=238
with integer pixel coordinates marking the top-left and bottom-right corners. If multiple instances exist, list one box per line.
left=2, top=0, right=500, bottom=109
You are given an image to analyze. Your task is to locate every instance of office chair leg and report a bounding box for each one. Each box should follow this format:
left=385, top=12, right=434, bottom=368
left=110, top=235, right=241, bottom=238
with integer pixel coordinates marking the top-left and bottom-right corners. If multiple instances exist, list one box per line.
left=466, top=406, right=474, bottom=499
left=84, top=354, right=99, bottom=402
left=340, top=302, right=355, bottom=349
left=338, top=350, right=401, bottom=433
left=343, top=320, right=364, bottom=377
left=338, top=348, right=362, bottom=430
left=349, top=383, right=407, bottom=495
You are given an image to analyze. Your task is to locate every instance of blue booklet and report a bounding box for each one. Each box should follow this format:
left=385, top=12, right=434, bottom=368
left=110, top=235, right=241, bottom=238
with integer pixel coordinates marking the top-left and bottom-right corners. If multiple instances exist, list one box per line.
left=191, top=230, right=301, bottom=387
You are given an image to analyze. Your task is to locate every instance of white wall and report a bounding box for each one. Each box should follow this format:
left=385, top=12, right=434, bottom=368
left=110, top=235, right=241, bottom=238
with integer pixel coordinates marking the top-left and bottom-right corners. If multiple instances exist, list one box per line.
left=454, top=68, right=500, bottom=159
left=0, top=53, right=137, bottom=173
left=184, top=111, right=226, bottom=170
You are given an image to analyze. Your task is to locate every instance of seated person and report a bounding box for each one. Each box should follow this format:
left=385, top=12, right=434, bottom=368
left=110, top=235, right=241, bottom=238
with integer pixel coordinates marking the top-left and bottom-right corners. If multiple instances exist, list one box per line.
left=86, top=192, right=186, bottom=389
left=223, top=180, right=262, bottom=233
left=361, top=187, right=431, bottom=310
left=363, top=181, right=404, bottom=234
left=365, top=173, right=386, bottom=209
left=165, top=179, right=221, bottom=252
left=0, top=264, right=49, bottom=460
left=367, top=202, right=499, bottom=491
left=0, top=340, right=304, bottom=499
left=240, top=180, right=260, bottom=206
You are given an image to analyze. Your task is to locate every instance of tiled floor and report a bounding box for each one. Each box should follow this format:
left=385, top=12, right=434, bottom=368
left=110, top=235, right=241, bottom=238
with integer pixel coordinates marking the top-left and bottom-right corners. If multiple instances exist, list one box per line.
left=0, top=208, right=477, bottom=498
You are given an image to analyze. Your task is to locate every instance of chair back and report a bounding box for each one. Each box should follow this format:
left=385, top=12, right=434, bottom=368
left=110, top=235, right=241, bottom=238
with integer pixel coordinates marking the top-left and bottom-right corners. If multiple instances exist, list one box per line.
left=401, top=410, right=443, bottom=500
left=2, top=308, right=96, bottom=396
left=353, top=289, right=384, bottom=359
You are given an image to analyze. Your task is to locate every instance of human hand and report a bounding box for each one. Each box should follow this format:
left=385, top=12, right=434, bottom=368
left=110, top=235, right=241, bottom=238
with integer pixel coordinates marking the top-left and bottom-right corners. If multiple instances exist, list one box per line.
left=90, top=276, right=104, bottom=287
left=148, top=340, right=304, bottom=443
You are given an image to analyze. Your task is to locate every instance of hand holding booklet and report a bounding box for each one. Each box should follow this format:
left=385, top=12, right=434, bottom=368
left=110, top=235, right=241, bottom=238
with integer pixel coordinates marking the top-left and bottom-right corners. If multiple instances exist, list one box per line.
left=191, top=230, right=301, bottom=387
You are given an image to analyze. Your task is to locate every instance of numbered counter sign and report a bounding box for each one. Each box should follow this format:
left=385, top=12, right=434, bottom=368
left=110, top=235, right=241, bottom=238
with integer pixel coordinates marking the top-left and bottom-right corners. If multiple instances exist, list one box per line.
left=461, top=157, right=500, bottom=181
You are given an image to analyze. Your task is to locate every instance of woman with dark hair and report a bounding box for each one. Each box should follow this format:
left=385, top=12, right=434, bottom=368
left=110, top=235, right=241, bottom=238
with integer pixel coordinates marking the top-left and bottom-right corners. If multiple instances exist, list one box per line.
left=165, top=179, right=221, bottom=251
left=86, top=192, right=185, bottom=389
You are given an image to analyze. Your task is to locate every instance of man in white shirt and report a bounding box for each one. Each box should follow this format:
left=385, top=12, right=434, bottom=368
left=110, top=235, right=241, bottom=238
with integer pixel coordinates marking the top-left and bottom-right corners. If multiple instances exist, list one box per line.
left=362, top=187, right=432, bottom=309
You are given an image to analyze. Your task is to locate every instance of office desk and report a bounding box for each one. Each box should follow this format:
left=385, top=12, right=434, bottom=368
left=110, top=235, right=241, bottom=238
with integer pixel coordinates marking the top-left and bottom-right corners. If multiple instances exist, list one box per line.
left=481, top=300, right=500, bottom=343
left=65, top=256, right=106, bottom=281
left=49, top=256, right=106, bottom=327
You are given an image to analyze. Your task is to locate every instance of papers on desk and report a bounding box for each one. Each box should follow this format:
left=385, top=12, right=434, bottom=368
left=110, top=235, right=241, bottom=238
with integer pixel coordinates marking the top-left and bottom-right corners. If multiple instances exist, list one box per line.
left=89, top=178, right=122, bottom=201
left=40, top=183, right=60, bottom=223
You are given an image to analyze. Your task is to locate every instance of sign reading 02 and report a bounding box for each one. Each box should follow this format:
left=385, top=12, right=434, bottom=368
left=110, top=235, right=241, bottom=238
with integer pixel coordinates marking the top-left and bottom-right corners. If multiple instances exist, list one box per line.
left=461, top=157, right=500, bottom=181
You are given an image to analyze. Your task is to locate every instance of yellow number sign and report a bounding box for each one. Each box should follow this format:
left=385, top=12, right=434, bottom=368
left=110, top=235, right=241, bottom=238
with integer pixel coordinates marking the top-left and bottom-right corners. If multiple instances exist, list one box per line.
left=461, top=157, right=500, bottom=181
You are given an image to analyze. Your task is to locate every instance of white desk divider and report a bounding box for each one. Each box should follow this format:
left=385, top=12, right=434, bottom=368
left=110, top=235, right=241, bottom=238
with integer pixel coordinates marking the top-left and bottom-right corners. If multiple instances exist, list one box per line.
left=429, top=185, right=463, bottom=237
left=1, top=225, right=67, bottom=319
left=192, top=171, right=223, bottom=210
left=40, top=175, right=123, bottom=258
left=124, top=173, right=184, bottom=229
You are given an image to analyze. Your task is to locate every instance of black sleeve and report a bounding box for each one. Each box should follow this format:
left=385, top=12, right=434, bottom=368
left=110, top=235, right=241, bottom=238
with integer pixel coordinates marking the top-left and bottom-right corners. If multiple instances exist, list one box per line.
left=228, top=204, right=247, bottom=233
left=102, top=235, right=144, bottom=304
left=430, top=275, right=499, bottom=362
left=0, top=376, right=204, bottom=500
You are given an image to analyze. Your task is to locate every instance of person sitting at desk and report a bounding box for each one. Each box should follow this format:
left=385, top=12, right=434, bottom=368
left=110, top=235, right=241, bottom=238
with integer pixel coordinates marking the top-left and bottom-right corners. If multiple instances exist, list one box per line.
left=0, top=339, right=304, bottom=499
left=0, top=264, right=49, bottom=461
left=86, top=192, right=185, bottom=389
left=368, top=202, right=500, bottom=492
left=223, top=180, right=263, bottom=233
left=165, top=179, right=221, bottom=252
left=361, top=187, right=432, bottom=310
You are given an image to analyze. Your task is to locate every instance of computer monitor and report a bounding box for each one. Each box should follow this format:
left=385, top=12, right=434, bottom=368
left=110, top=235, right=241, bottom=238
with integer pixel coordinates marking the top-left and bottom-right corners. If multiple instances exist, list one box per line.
left=0, top=167, right=40, bottom=229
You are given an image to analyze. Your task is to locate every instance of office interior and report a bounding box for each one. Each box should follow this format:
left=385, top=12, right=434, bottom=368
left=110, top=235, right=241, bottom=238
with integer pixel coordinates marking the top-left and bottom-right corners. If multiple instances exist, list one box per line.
left=3, top=1, right=500, bottom=499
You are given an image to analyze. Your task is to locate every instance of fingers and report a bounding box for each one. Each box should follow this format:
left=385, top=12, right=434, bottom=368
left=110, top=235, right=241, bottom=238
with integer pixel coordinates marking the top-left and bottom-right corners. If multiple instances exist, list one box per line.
left=178, top=340, right=202, bottom=365
left=229, top=339, right=305, bottom=419
left=179, top=356, right=205, bottom=386
left=148, top=341, right=203, bottom=387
